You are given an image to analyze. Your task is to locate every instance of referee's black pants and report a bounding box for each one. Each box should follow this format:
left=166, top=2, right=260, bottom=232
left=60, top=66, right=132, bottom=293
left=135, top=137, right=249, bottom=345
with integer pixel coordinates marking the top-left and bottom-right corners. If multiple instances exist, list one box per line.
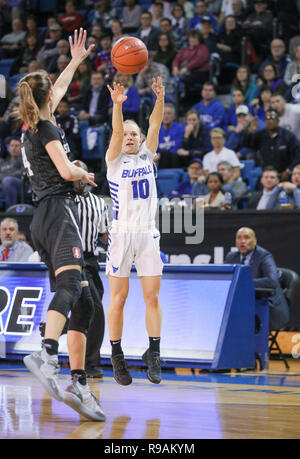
left=84, top=254, right=105, bottom=369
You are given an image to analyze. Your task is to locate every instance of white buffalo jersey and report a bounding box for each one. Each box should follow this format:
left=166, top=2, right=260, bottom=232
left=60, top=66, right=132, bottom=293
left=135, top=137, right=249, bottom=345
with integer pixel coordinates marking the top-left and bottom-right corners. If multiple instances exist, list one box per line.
left=106, top=142, right=157, bottom=231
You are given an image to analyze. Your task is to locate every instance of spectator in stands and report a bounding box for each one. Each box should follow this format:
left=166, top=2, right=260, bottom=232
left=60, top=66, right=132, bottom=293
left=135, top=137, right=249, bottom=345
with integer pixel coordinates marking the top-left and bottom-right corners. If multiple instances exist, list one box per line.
left=231, top=0, right=247, bottom=26
left=77, top=71, right=110, bottom=126
left=68, top=59, right=92, bottom=109
left=154, top=32, right=177, bottom=72
left=177, top=0, right=195, bottom=19
left=157, top=103, right=185, bottom=168
left=247, top=166, right=280, bottom=210
left=25, top=14, right=42, bottom=42
left=203, top=127, right=241, bottom=178
left=136, top=51, right=172, bottom=105
left=200, top=16, right=217, bottom=54
left=194, top=172, right=226, bottom=209
left=264, top=164, right=300, bottom=210
left=271, top=93, right=300, bottom=142
left=177, top=109, right=211, bottom=164
left=169, top=158, right=205, bottom=198
left=151, top=1, right=166, bottom=28
left=111, top=18, right=125, bottom=46
left=95, top=33, right=116, bottom=81
left=56, top=54, right=70, bottom=74
left=159, top=17, right=182, bottom=51
left=58, top=0, right=83, bottom=34
left=284, top=45, right=300, bottom=87
left=222, top=89, right=254, bottom=132
left=192, top=82, right=226, bottom=130
left=170, top=3, right=189, bottom=42
left=251, top=84, right=271, bottom=123
left=0, top=137, right=25, bottom=209
left=36, top=23, right=63, bottom=67
left=0, top=17, right=26, bottom=58
left=205, top=0, right=222, bottom=17
left=9, top=33, right=41, bottom=76
left=231, top=65, right=257, bottom=105
left=92, top=0, right=117, bottom=29
left=90, top=24, right=105, bottom=42
left=225, top=106, right=264, bottom=158
left=135, top=12, right=158, bottom=52
left=46, top=39, right=70, bottom=74
left=122, top=0, right=142, bottom=34
left=217, top=160, right=247, bottom=202
left=244, top=108, right=300, bottom=180
left=260, top=38, right=291, bottom=79
left=85, top=35, right=100, bottom=70
left=256, top=63, right=287, bottom=98
left=0, top=217, right=33, bottom=262
left=241, top=0, right=273, bottom=59
left=225, top=226, right=289, bottom=330
left=150, top=0, right=172, bottom=19
left=289, top=19, right=300, bottom=58
left=216, top=15, right=242, bottom=85
left=55, top=98, right=81, bottom=159
left=110, top=72, right=140, bottom=122
left=172, top=30, right=210, bottom=106
left=190, top=0, right=219, bottom=33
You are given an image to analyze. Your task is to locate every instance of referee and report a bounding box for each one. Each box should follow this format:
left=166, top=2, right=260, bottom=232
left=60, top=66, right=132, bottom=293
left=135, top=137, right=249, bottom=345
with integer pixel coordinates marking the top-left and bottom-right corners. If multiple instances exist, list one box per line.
left=73, top=159, right=108, bottom=378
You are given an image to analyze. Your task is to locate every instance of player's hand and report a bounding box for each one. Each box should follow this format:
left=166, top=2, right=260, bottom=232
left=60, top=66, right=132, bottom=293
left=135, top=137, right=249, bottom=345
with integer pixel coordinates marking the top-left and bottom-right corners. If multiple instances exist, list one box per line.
left=152, top=76, right=165, bottom=100
left=82, top=171, right=97, bottom=187
left=69, top=28, right=95, bottom=64
left=107, top=82, right=128, bottom=105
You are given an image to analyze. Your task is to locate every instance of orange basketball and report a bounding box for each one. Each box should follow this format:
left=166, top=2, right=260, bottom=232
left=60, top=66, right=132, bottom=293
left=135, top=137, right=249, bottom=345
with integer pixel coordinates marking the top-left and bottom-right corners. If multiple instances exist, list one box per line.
left=111, top=36, right=148, bottom=74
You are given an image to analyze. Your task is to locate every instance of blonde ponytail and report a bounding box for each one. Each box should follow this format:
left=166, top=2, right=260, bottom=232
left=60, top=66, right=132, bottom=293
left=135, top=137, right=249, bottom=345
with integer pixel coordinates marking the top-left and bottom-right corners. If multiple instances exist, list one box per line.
left=18, top=81, right=40, bottom=132
left=17, top=71, right=52, bottom=132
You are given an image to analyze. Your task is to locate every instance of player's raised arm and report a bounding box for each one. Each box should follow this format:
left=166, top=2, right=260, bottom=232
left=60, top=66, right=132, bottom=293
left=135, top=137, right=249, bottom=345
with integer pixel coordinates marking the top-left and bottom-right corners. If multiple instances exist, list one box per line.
left=145, top=76, right=165, bottom=154
left=51, top=28, right=94, bottom=112
left=106, top=82, right=128, bottom=162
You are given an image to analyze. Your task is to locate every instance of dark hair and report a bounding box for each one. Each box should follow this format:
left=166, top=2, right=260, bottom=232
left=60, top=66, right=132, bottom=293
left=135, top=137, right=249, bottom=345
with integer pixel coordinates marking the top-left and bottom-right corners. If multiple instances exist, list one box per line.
left=208, top=172, right=224, bottom=186
left=262, top=165, right=279, bottom=175
left=18, top=70, right=52, bottom=132
left=232, top=65, right=251, bottom=93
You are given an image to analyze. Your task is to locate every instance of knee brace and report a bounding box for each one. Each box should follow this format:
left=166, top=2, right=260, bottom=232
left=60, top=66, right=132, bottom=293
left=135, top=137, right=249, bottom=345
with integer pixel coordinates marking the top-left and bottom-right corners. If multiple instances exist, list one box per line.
left=48, top=270, right=82, bottom=318
left=68, top=270, right=95, bottom=336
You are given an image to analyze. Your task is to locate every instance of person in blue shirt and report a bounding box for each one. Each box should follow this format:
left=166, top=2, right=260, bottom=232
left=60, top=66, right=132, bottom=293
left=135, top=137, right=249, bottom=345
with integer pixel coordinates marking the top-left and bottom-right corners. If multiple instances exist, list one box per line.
left=192, top=82, right=225, bottom=130
left=189, top=1, right=220, bottom=33
left=222, top=88, right=254, bottom=132
left=109, top=72, right=140, bottom=123
left=157, top=103, right=185, bottom=168
left=168, top=158, right=208, bottom=198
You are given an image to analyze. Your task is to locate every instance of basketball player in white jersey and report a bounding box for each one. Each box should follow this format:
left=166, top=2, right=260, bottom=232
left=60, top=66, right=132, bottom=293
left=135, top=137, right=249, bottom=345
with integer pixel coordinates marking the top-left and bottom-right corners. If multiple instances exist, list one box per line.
left=106, top=77, right=164, bottom=386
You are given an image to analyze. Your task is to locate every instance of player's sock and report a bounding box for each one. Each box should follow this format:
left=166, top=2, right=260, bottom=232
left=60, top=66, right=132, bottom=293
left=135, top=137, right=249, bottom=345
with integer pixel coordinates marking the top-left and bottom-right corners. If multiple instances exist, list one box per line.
left=71, top=369, right=87, bottom=386
left=43, top=338, right=59, bottom=356
left=110, top=339, right=123, bottom=356
left=149, top=337, right=160, bottom=354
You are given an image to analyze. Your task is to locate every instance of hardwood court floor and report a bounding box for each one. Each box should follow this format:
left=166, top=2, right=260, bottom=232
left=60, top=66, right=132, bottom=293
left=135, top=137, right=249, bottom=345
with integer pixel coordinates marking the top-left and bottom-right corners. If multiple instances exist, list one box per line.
left=1, top=359, right=300, bottom=439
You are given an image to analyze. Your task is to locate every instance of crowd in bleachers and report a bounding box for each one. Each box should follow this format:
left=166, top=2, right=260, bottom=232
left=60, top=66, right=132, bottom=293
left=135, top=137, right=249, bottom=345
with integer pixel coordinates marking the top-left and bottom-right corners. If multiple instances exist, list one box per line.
left=1, top=0, right=300, bottom=211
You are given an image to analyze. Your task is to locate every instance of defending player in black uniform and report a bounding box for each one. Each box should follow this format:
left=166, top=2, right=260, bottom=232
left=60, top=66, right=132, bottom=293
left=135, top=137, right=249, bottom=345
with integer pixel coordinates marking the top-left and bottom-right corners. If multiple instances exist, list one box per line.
left=20, top=29, right=105, bottom=421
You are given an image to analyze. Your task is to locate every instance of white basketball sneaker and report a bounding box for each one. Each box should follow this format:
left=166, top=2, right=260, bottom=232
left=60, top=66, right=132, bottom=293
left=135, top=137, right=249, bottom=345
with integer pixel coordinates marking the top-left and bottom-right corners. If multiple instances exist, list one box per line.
left=63, top=374, right=106, bottom=422
left=23, top=346, right=64, bottom=401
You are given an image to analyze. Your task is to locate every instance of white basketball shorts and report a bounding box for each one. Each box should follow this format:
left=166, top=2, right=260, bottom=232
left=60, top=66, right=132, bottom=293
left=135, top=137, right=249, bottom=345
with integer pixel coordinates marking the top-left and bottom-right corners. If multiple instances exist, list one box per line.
left=106, top=227, right=164, bottom=277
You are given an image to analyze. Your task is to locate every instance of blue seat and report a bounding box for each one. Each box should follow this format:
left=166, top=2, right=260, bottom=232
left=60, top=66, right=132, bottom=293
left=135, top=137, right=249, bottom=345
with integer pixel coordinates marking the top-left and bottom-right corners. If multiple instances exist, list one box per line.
left=240, top=159, right=255, bottom=181
left=156, top=168, right=183, bottom=197
left=248, top=167, right=262, bottom=190
left=8, top=74, right=24, bottom=92
left=39, top=0, right=55, bottom=13
left=81, top=125, right=110, bottom=159
left=0, top=59, right=14, bottom=78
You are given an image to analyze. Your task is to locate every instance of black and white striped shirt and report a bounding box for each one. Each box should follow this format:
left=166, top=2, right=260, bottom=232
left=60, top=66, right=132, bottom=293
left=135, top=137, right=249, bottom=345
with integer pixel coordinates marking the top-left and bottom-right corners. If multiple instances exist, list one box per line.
left=75, top=191, right=108, bottom=255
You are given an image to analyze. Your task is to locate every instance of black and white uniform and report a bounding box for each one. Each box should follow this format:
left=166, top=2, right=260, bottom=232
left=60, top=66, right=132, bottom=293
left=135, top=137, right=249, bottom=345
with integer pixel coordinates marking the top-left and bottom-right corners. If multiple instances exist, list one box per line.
left=21, top=120, right=84, bottom=284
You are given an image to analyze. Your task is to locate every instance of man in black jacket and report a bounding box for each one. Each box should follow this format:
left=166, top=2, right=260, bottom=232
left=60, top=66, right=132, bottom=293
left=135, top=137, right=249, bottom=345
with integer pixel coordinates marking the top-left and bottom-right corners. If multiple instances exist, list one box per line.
left=77, top=71, right=110, bottom=126
left=244, top=108, right=300, bottom=181
left=225, top=226, right=289, bottom=330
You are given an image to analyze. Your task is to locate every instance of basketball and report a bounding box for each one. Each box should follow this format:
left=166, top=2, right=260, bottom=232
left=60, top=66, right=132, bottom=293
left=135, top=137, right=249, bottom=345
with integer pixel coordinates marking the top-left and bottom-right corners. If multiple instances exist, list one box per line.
left=111, top=36, right=148, bottom=74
